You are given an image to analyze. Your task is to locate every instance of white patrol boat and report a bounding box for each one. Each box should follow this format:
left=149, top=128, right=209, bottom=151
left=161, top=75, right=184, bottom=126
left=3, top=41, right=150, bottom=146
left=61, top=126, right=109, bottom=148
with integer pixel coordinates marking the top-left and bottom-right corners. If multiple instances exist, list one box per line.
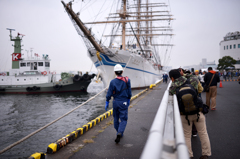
left=0, top=29, right=95, bottom=94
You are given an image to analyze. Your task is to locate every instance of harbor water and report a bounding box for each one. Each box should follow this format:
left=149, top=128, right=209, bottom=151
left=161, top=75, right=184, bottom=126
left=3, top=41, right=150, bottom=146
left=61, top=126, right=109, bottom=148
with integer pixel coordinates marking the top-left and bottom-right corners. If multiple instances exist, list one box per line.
left=0, top=81, right=145, bottom=159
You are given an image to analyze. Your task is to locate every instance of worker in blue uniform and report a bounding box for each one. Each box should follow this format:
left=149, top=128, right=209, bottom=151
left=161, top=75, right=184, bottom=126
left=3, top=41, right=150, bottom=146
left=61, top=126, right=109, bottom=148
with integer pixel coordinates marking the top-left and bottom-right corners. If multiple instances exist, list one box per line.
left=105, top=64, right=132, bottom=143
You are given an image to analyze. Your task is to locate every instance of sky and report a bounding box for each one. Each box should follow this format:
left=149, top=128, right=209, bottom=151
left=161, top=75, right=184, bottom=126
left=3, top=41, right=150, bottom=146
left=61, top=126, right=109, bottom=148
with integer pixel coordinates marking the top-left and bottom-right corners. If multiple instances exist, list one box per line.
left=0, top=0, right=240, bottom=72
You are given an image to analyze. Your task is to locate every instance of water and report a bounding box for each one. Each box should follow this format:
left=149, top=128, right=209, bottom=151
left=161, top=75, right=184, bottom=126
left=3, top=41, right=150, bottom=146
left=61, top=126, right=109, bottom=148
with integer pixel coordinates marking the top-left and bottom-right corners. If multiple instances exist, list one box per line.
left=0, top=82, right=144, bottom=159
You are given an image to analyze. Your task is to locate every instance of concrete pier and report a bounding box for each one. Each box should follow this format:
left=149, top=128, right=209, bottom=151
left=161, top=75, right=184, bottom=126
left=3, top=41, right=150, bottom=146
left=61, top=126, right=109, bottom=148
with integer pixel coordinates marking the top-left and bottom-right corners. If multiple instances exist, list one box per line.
left=46, top=80, right=240, bottom=159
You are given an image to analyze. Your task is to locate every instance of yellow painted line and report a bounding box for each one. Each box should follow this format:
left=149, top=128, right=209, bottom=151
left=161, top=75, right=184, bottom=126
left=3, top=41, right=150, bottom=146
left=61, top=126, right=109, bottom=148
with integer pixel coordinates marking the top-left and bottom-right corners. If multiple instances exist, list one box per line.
left=42, top=81, right=163, bottom=156
left=71, top=131, right=78, bottom=138
left=83, top=125, right=89, bottom=131
left=91, top=120, right=96, bottom=126
left=95, top=117, right=101, bottom=123
left=76, top=128, right=83, bottom=135
left=87, top=122, right=93, bottom=128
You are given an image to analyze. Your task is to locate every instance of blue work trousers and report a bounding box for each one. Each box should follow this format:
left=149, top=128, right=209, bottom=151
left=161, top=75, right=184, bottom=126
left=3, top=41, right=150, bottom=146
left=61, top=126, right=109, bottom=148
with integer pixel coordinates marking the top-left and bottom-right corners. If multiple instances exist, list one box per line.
left=112, top=100, right=129, bottom=135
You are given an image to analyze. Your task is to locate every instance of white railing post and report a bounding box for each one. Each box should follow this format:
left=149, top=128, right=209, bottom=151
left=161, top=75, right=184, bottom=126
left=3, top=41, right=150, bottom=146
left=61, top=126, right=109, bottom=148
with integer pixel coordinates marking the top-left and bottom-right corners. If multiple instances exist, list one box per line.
left=173, top=95, right=189, bottom=159
left=140, top=90, right=169, bottom=159
left=141, top=81, right=189, bottom=159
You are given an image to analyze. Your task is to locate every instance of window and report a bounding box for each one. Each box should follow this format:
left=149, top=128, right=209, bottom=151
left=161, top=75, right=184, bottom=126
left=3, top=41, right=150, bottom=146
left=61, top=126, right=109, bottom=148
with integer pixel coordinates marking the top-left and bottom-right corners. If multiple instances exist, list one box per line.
left=238, top=44, right=240, bottom=48
left=227, top=45, right=228, bottom=49
left=17, top=79, right=19, bottom=81
left=34, top=62, right=37, bottom=70
left=230, top=45, right=232, bottom=49
left=27, top=62, right=30, bottom=66
left=1, top=79, right=3, bottom=81
left=38, top=62, right=43, bottom=66
left=20, top=63, right=26, bottom=67
left=37, top=78, right=39, bottom=80
left=234, top=44, right=236, bottom=49
left=224, top=46, right=225, bottom=50
left=45, top=62, right=50, bottom=67
left=24, top=79, right=26, bottom=81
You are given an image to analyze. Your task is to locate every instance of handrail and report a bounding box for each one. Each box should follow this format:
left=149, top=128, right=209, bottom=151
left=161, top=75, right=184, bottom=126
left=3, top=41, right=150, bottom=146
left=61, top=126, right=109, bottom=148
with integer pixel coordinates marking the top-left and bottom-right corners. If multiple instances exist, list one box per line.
left=141, top=81, right=189, bottom=159
left=173, top=95, right=189, bottom=159
left=140, top=89, right=169, bottom=159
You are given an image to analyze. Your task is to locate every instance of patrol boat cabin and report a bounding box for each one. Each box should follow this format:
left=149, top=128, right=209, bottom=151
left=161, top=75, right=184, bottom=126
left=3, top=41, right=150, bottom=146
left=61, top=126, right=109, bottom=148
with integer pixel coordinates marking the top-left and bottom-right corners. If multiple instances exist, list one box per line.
left=0, top=29, right=56, bottom=87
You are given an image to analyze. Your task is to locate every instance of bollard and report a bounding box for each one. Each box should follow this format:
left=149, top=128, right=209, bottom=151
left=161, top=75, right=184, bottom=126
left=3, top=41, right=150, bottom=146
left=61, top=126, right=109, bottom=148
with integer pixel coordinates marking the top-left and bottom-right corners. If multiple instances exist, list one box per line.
left=28, top=152, right=45, bottom=159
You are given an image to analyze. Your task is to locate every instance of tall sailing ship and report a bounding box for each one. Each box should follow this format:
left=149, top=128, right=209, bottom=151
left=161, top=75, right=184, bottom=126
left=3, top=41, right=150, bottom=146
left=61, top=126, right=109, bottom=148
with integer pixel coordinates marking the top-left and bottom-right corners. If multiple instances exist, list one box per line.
left=61, top=0, right=174, bottom=88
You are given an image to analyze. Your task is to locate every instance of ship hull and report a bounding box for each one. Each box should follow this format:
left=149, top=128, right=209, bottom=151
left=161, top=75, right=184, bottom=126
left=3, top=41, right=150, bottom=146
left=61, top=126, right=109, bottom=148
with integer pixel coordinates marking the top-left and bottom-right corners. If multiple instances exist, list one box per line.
left=88, top=48, right=162, bottom=88
left=0, top=78, right=91, bottom=94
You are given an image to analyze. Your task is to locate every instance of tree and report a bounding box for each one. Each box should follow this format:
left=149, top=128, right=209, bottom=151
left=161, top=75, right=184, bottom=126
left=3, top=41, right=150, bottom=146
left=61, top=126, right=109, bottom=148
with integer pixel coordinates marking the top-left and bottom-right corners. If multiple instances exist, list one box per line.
left=217, top=56, right=236, bottom=70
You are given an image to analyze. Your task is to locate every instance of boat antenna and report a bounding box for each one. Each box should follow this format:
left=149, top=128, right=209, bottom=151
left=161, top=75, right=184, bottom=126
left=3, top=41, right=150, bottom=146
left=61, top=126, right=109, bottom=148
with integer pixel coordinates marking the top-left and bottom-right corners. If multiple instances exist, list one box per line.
left=129, top=22, right=145, bottom=57
left=30, top=48, right=33, bottom=58
left=25, top=50, right=29, bottom=58
left=6, top=28, right=15, bottom=39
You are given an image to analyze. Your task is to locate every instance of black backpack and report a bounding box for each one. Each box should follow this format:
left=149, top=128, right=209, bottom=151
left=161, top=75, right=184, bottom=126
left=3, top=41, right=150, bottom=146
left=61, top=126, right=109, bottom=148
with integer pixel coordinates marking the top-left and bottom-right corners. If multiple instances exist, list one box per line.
left=176, top=79, right=203, bottom=125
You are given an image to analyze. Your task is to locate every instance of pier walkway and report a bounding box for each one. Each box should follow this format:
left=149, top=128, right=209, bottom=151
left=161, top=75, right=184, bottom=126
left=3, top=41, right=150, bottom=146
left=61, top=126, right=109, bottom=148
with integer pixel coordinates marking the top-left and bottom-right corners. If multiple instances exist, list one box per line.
left=46, top=80, right=240, bottom=159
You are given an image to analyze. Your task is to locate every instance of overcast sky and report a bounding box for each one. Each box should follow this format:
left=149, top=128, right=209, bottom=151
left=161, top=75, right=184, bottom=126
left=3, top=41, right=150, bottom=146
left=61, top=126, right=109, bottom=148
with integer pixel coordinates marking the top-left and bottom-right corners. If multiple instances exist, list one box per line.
left=0, top=0, right=240, bottom=72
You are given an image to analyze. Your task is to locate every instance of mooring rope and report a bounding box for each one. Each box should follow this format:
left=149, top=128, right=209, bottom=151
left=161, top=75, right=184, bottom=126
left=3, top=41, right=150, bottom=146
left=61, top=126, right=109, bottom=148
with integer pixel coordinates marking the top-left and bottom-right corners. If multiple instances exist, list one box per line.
left=124, top=54, right=133, bottom=71
left=0, top=54, right=133, bottom=154
left=0, top=87, right=108, bottom=154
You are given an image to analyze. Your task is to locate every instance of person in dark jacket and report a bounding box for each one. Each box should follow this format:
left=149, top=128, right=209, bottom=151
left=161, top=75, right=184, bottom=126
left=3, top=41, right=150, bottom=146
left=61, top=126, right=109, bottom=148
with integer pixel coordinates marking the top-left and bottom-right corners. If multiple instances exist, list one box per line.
left=169, top=69, right=211, bottom=159
left=162, top=73, right=168, bottom=83
left=204, top=67, right=220, bottom=110
left=105, top=64, right=132, bottom=143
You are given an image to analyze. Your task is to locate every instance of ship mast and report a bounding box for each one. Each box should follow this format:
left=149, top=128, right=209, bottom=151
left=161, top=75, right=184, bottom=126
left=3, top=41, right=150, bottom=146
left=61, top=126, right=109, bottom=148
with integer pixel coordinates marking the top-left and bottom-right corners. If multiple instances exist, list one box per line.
left=146, top=0, right=149, bottom=45
left=122, top=0, right=126, bottom=50
left=7, top=28, right=26, bottom=69
left=61, top=1, right=104, bottom=53
left=137, top=0, right=141, bottom=47
left=61, top=0, right=174, bottom=62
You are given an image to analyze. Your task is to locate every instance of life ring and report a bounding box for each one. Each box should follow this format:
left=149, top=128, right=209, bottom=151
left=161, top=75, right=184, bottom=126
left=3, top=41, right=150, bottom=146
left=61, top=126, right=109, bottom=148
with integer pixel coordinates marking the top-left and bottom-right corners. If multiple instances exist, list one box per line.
left=26, top=87, right=32, bottom=91
left=82, top=74, right=91, bottom=80
left=42, top=71, right=47, bottom=75
left=1, top=72, right=6, bottom=76
left=0, top=88, right=5, bottom=91
left=73, top=75, right=80, bottom=82
left=53, top=84, right=61, bottom=90
left=32, top=86, right=37, bottom=91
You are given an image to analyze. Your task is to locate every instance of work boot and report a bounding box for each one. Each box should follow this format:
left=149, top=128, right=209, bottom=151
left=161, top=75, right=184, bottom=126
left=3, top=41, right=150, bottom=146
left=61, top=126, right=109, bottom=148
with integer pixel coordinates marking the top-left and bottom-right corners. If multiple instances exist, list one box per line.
left=115, top=133, right=122, bottom=144
left=199, top=155, right=208, bottom=159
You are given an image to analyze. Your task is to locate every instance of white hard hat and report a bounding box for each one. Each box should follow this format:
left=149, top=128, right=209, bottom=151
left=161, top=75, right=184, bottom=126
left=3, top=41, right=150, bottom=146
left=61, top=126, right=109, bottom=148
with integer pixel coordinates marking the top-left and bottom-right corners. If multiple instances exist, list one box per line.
left=114, top=64, right=123, bottom=71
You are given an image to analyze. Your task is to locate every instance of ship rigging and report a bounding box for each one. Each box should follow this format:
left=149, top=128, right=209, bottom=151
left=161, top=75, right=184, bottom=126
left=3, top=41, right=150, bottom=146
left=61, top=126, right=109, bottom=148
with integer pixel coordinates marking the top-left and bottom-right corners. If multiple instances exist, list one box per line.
left=61, top=0, right=174, bottom=88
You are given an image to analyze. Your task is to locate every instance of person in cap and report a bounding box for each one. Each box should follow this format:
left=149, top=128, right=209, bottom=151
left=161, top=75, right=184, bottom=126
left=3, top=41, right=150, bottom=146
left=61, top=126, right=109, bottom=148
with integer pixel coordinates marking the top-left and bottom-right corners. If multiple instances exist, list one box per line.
left=169, top=69, right=211, bottom=159
left=105, top=64, right=132, bottom=143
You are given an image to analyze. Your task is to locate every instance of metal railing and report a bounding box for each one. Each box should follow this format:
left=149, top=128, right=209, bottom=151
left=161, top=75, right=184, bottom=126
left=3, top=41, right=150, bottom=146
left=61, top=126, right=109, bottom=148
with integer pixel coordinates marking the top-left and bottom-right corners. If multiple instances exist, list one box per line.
left=140, top=82, right=189, bottom=159
left=173, top=95, right=189, bottom=159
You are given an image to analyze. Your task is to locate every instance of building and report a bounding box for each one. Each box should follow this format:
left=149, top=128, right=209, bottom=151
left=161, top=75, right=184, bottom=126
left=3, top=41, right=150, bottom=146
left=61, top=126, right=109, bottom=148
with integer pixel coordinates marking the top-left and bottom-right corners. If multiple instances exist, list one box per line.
left=219, top=31, right=240, bottom=61
left=181, top=58, right=218, bottom=72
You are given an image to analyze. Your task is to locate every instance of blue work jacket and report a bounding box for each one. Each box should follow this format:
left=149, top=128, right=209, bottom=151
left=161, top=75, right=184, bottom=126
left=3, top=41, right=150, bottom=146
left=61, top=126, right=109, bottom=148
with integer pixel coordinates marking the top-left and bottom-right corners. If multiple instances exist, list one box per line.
left=106, top=76, right=132, bottom=102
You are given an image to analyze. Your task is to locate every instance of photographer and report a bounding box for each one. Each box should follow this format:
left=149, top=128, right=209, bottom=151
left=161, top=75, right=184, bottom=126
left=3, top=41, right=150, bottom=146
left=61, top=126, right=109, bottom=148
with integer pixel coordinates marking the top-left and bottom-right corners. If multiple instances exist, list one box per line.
left=169, top=69, right=211, bottom=159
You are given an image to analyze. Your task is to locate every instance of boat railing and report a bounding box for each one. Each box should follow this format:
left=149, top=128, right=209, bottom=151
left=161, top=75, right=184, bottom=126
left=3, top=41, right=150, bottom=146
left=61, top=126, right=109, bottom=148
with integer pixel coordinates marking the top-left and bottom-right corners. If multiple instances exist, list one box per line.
left=140, top=81, right=189, bottom=159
